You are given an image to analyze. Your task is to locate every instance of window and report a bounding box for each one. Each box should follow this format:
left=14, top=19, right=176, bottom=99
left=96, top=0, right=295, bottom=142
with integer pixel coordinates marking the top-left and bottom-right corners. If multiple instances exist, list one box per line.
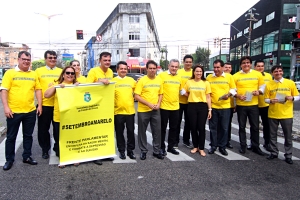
left=128, top=49, right=140, bottom=57
left=283, top=4, right=300, bottom=15
left=129, top=15, right=139, bottom=23
left=263, top=30, right=279, bottom=53
left=117, top=50, right=119, bottom=55
left=236, top=45, right=242, bottom=60
left=244, top=27, right=249, bottom=34
left=129, top=32, right=140, bottom=40
left=266, top=12, right=275, bottom=22
left=237, top=31, right=242, bottom=38
left=253, top=19, right=262, bottom=29
left=251, top=37, right=262, bottom=56
left=230, top=48, right=236, bottom=61
left=281, top=29, right=293, bottom=50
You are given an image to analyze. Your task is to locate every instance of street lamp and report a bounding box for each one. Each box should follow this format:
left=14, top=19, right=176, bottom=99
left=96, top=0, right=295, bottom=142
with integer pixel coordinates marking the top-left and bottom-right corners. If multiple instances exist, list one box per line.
left=245, top=8, right=259, bottom=56
left=34, top=12, right=63, bottom=49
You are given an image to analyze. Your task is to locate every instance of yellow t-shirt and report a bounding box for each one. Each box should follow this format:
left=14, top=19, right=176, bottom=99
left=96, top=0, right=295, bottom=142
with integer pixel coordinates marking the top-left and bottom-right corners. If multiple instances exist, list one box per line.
left=184, top=79, right=211, bottom=103
left=35, top=66, right=62, bottom=106
left=258, top=72, right=272, bottom=108
left=158, top=71, right=181, bottom=110
left=206, top=73, right=236, bottom=109
left=112, top=76, right=136, bottom=115
left=134, top=76, right=163, bottom=112
left=233, top=70, right=264, bottom=106
left=1, top=69, right=41, bottom=113
left=77, top=75, right=87, bottom=84
left=86, top=67, right=113, bottom=83
left=177, top=68, right=192, bottom=104
left=264, top=79, right=299, bottom=119
left=53, top=82, right=74, bottom=122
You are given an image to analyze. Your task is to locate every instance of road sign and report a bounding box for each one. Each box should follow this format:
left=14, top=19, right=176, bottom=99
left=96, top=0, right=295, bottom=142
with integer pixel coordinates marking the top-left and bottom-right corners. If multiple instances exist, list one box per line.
left=96, top=35, right=102, bottom=42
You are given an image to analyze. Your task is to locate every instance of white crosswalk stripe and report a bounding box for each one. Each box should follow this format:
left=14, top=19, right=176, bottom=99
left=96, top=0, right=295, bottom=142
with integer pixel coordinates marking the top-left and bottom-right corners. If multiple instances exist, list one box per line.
left=0, top=124, right=23, bottom=166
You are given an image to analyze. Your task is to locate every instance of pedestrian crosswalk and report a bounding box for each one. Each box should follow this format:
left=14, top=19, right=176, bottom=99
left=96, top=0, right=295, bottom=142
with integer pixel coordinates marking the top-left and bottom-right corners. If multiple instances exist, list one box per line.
left=0, top=121, right=299, bottom=166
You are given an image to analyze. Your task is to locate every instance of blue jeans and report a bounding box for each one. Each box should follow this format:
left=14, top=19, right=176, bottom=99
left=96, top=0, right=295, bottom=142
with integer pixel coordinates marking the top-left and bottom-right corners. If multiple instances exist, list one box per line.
left=209, top=108, right=231, bottom=149
left=5, top=110, right=36, bottom=162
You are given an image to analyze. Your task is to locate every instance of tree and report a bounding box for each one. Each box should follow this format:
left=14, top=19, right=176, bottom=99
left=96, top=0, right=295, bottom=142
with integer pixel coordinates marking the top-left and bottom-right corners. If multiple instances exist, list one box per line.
left=160, top=59, right=169, bottom=70
left=31, top=59, right=45, bottom=71
left=192, top=47, right=210, bottom=69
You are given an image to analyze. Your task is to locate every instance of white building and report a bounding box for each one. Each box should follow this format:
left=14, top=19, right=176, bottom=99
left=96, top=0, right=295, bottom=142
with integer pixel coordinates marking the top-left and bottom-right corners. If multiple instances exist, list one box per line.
left=92, top=3, right=161, bottom=72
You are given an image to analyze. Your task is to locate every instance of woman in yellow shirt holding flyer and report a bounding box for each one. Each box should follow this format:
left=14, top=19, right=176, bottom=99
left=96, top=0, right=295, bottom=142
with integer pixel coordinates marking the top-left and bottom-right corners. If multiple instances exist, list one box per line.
left=181, top=65, right=212, bottom=157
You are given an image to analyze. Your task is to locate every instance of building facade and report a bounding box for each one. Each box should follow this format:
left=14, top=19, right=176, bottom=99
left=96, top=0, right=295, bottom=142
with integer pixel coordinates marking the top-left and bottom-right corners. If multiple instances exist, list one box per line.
left=86, top=3, right=161, bottom=72
left=0, top=43, right=30, bottom=68
left=228, top=0, right=298, bottom=77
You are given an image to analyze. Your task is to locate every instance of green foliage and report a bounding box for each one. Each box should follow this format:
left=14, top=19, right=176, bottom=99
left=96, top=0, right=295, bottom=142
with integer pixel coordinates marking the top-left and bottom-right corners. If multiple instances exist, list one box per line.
left=192, top=47, right=210, bottom=69
left=160, top=59, right=169, bottom=70
left=31, top=59, right=45, bottom=71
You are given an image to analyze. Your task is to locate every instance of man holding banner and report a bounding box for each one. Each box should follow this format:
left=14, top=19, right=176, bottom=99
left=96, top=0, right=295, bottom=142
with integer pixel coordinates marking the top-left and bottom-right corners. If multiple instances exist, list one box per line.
left=87, top=52, right=114, bottom=165
left=112, top=61, right=136, bottom=160
left=134, top=60, right=164, bottom=160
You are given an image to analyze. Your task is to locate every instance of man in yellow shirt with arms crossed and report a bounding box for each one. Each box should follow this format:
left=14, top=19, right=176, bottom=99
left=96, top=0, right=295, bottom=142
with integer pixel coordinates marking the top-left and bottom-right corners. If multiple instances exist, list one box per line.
left=264, top=65, right=299, bottom=164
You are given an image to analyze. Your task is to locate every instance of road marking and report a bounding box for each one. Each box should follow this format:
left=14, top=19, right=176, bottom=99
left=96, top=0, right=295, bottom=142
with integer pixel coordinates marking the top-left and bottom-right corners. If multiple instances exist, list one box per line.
left=0, top=124, right=23, bottom=166
left=49, top=138, right=59, bottom=165
left=134, top=124, right=194, bottom=161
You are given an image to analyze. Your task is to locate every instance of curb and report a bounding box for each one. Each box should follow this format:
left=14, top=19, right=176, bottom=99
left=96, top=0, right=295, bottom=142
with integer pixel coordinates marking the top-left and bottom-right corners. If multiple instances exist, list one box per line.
left=0, top=126, right=7, bottom=136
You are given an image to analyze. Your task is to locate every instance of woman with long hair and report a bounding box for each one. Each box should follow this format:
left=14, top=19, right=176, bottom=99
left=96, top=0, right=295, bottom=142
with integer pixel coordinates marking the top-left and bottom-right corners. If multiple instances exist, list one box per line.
left=182, top=65, right=212, bottom=157
left=70, top=60, right=86, bottom=83
left=44, top=66, right=78, bottom=168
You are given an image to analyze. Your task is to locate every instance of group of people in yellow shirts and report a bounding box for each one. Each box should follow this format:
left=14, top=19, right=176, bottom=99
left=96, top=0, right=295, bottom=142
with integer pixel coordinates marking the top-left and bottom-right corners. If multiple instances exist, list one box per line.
left=1, top=50, right=298, bottom=171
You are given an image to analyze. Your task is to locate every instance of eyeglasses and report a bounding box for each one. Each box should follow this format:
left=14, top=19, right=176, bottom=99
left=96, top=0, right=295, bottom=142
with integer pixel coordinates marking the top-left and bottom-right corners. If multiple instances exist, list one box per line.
left=47, top=56, right=57, bottom=60
left=65, top=72, right=75, bottom=75
left=72, top=64, right=80, bottom=66
left=21, top=58, right=31, bottom=62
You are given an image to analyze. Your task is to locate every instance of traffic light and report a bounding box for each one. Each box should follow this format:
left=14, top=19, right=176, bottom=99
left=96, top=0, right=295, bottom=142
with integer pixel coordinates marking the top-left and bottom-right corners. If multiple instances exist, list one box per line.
left=76, top=30, right=83, bottom=40
left=292, top=30, right=300, bottom=49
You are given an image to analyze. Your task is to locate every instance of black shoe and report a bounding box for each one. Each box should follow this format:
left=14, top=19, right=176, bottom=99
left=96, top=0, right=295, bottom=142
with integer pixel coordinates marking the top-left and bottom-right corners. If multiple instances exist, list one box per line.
left=119, top=152, right=126, bottom=160
left=252, top=147, right=264, bottom=156
left=247, top=145, right=252, bottom=150
left=140, top=152, right=147, bottom=160
left=285, top=158, right=293, bottom=164
left=160, top=149, right=167, bottom=156
left=167, top=148, right=179, bottom=155
left=208, top=148, right=216, bottom=154
left=23, top=157, right=38, bottom=165
left=93, top=159, right=103, bottom=165
left=127, top=152, right=136, bottom=160
left=239, top=147, right=246, bottom=154
left=42, top=152, right=49, bottom=159
left=3, top=161, right=13, bottom=171
left=267, top=154, right=278, bottom=160
left=153, top=153, right=164, bottom=159
left=226, top=142, right=233, bottom=149
left=219, top=148, right=228, bottom=156
left=102, top=157, right=114, bottom=161
left=183, top=141, right=193, bottom=149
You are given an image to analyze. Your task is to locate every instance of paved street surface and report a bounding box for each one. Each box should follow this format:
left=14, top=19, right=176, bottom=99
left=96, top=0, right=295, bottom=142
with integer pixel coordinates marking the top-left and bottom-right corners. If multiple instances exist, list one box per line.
left=0, top=101, right=300, bottom=199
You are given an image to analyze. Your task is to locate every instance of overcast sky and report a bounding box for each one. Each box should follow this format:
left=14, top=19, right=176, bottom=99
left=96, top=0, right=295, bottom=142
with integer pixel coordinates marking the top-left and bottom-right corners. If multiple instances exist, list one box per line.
left=1, top=0, right=259, bottom=59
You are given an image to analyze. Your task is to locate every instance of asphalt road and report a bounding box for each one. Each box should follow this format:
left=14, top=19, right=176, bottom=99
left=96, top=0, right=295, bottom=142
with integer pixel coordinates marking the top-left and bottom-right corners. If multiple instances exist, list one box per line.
left=0, top=102, right=300, bottom=199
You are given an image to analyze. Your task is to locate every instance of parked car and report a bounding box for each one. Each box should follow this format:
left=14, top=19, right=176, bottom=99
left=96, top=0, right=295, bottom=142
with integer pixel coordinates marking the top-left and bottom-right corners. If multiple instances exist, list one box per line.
left=295, top=81, right=300, bottom=91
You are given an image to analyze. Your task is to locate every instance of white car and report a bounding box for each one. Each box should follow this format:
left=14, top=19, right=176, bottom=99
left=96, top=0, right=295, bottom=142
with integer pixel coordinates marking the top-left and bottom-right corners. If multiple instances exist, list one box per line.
left=295, top=82, right=300, bottom=91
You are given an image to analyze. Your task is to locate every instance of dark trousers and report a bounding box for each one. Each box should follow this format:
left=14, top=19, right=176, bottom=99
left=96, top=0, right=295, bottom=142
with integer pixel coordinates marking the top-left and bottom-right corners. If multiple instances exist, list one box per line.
left=160, top=109, right=179, bottom=150
left=5, top=110, right=36, bottom=162
left=53, top=122, right=60, bottom=155
left=138, top=110, right=161, bottom=154
left=228, top=108, right=234, bottom=142
left=188, top=103, right=208, bottom=150
left=114, top=114, right=135, bottom=153
left=236, top=105, right=260, bottom=149
left=37, top=106, right=54, bottom=153
left=209, top=108, right=231, bottom=149
left=269, top=118, right=293, bottom=158
left=259, top=106, right=270, bottom=145
left=176, top=103, right=190, bottom=144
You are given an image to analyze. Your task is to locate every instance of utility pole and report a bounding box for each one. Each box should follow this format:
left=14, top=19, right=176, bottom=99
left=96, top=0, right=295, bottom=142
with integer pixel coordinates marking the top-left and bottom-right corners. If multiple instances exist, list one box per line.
left=164, top=45, right=168, bottom=70
left=245, top=8, right=259, bottom=56
left=290, top=5, right=300, bottom=80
